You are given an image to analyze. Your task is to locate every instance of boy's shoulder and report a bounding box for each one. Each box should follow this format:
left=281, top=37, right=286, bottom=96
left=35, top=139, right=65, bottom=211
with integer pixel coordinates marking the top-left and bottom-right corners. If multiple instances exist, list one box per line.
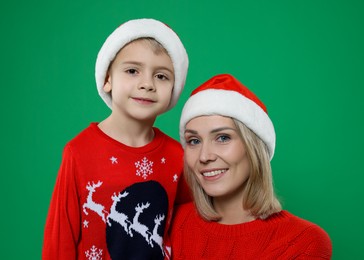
left=65, top=123, right=99, bottom=149
left=65, top=125, right=183, bottom=153
left=154, top=127, right=183, bottom=149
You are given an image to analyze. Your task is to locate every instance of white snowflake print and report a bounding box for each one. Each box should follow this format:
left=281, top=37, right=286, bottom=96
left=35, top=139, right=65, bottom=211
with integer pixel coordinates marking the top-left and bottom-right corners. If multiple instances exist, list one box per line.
left=173, top=174, right=178, bottom=182
left=83, top=220, right=89, bottom=228
left=85, top=245, right=103, bottom=260
left=135, top=157, right=154, bottom=179
left=110, top=156, right=118, bottom=164
left=161, top=157, right=166, bottom=164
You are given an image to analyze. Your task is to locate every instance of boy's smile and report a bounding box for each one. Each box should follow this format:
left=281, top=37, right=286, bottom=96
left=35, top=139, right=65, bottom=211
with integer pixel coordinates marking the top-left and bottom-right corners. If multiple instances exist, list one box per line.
left=131, top=96, right=156, bottom=105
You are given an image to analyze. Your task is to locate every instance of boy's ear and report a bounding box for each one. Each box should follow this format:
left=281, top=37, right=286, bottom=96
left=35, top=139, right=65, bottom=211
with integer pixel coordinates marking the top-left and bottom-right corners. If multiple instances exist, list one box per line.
left=103, top=74, right=112, bottom=93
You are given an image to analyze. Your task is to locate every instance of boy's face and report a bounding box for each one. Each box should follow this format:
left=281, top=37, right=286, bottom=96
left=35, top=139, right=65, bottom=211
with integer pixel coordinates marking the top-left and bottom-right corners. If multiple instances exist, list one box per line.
left=103, top=40, right=174, bottom=122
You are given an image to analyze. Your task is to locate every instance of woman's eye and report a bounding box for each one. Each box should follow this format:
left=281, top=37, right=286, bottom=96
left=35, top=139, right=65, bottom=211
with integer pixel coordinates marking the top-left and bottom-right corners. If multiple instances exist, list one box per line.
left=217, top=135, right=230, bottom=143
left=186, top=138, right=200, bottom=146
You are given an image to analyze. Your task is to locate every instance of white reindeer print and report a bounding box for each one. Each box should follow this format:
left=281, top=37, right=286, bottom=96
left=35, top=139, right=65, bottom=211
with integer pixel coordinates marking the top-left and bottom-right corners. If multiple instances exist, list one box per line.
left=107, top=191, right=131, bottom=235
left=129, top=202, right=152, bottom=245
left=150, top=214, right=165, bottom=253
left=83, top=181, right=107, bottom=222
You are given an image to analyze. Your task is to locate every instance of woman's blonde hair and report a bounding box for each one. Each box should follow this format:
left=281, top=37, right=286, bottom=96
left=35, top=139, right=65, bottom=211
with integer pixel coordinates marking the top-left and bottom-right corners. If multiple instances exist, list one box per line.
left=184, top=118, right=282, bottom=221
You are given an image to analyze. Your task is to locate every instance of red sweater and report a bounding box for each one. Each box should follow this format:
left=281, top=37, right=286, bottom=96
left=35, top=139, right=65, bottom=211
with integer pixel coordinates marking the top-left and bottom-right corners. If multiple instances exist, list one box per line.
left=170, top=203, right=332, bottom=259
left=42, top=123, right=190, bottom=260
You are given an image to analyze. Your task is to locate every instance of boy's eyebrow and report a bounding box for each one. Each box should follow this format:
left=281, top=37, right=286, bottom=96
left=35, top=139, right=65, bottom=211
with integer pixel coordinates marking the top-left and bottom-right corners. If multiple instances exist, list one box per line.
left=122, top=61, right=174, bottom=74
left=122, top=61, right=143, bottom=67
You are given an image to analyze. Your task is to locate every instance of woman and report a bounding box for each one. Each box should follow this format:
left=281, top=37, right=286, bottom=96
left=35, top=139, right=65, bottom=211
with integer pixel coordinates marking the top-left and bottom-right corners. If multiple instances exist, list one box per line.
left=170, top=74, right=332, bottom=259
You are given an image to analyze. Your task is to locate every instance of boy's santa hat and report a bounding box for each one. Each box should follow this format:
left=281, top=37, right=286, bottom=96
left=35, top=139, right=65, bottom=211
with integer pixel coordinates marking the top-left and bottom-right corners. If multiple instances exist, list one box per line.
left=95, top=18, right=189, bottom=111
left=180, top=74, right=276, bottom=160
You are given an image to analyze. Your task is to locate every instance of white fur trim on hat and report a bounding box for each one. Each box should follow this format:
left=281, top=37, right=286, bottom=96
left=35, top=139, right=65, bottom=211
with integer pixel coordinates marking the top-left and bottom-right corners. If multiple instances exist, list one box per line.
left=95, top=18, right=189, bottom=110
left=179, top=89, right=276, bottom=160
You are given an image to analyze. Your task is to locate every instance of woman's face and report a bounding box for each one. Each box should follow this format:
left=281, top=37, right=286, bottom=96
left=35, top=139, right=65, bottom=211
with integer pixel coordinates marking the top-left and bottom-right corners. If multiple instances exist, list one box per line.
left=184, top=115, right=251, bottom=200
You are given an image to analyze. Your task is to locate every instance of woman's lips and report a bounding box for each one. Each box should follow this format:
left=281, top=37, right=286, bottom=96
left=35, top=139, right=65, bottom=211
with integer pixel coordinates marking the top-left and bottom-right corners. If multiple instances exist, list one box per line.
left=200, top=169, right=228, bottom=180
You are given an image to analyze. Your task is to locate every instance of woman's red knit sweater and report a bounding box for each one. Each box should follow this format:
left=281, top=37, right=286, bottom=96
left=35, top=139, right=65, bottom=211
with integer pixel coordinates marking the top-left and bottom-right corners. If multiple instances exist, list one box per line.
left=170, top=203, right=332, bottom=259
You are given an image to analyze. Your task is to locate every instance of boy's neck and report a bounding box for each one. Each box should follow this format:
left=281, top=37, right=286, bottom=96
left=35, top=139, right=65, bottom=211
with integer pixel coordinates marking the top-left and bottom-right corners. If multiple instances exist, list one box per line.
left=98, top=115, right=155, bottom=147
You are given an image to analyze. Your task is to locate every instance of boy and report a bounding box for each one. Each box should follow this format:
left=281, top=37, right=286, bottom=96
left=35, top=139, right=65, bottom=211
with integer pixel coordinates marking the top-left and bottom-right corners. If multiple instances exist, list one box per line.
left=42, top=18, right=189, bottom=260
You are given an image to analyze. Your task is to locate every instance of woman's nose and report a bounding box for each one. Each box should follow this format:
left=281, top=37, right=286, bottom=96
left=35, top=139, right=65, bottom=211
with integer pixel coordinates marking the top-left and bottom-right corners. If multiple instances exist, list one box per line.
left=199, top=143, right=217, bottom=163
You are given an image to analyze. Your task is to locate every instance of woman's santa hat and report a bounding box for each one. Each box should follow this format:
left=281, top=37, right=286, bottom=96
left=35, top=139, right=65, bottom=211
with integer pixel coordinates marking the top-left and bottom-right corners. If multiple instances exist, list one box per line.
left=180, top=74, right=276, bottom=160
left=95, top=18, right=189, bottom=111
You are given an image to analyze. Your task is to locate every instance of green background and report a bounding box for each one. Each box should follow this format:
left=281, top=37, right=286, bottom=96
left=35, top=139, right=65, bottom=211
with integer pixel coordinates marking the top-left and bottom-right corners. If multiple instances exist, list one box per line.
left=1, top=0, right=363, bottom=259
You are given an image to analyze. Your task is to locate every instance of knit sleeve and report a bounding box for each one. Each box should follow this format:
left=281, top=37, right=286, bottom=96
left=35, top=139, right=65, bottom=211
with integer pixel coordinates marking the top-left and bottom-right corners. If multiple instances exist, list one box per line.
left=169, top=203, right=194, bottom=259
left=42, top=144, right=81, bottom=259
left=295, top=224, right=332, bottom=259
left=174, top=174, right=192, bottom=205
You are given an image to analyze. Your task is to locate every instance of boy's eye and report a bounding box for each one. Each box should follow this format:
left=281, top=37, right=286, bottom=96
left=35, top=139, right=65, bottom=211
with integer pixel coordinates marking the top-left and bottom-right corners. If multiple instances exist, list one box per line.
left=156, top=73, right=169, bottom=81
left=126, top=68, right=138, bottom=74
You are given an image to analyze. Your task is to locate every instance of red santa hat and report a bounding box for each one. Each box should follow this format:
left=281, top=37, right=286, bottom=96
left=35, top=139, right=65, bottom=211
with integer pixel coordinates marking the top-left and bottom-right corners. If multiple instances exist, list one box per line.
left=180, top=74, right=276, bottom=160
left=95, top=18, right=189, bottom=111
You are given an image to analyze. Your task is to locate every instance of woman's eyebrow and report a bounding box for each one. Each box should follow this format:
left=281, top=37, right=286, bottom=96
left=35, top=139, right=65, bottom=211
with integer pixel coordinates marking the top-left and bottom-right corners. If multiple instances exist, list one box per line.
left=185, top=127, right=236, bottom=135
left=210, top=127, right=236, bottom=133
left=184, top=129, right=198, bottom=134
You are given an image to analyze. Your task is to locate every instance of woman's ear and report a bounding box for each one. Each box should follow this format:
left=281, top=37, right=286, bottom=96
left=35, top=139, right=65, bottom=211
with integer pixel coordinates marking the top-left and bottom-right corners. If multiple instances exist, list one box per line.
left=103, top=74, right=112, bottom=93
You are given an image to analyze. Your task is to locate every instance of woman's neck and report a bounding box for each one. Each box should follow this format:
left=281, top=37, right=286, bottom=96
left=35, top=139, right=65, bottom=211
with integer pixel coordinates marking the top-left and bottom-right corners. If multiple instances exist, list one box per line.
left=213, top=197, right=256, bottom=225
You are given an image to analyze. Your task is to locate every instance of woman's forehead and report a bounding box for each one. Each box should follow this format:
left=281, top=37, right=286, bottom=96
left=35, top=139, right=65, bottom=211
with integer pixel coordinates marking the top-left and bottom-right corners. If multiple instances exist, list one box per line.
left=185, top=115, right=237, bottom=132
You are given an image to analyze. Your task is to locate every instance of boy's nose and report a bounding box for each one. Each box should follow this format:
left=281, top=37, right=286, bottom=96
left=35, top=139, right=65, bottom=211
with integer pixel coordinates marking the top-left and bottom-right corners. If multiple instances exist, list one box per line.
left=138, top=77, right=155, bottom=91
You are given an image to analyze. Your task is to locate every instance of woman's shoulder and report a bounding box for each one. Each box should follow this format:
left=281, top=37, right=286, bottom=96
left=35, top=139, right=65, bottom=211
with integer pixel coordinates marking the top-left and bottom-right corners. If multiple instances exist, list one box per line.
left=282, top=211, right=330, bottom=235
left=277, top=211, right=332, bottom=257
left=273, top=211, right=329, bottom=235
